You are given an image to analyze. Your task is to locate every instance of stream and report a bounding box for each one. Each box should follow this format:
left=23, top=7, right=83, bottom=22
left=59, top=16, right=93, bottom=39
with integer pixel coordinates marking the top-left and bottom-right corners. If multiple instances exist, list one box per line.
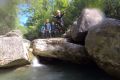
left=0, top=61, right=113, bottom=80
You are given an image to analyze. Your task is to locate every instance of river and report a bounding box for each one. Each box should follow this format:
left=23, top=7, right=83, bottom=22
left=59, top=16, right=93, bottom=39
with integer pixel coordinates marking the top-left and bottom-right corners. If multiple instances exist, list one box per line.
left=0, top=61, right=113, bottom=80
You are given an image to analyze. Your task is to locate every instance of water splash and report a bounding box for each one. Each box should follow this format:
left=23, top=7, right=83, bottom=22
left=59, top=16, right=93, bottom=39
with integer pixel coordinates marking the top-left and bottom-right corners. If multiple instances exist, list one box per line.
left=31, top=57, right=44, bottom=67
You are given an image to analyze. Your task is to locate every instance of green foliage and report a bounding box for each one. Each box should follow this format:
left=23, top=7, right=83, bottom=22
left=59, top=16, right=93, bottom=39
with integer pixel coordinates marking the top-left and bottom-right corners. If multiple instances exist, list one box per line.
left=104, top=0, right=120, bottom=19
left=17, top=25, right=28, bottom=35
left=20, top=0, right=120, bottom=40
left=24, top=26, right=39, bottom=40
left=22, top=0, right=70, bottom=40
left=64, top=0, right=104, bottom=25
left=0, top=0, right=119, bottom=39
left=0, top=0, right=18, bottom=35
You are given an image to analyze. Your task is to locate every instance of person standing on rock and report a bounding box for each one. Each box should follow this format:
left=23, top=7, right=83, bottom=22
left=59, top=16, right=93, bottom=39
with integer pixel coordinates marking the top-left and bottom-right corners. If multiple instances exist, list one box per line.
left=51, top=21, right=57, bottom=37
left=40, top=23, right=45, bottom=38
left=44, top=19, right=51, bottom=38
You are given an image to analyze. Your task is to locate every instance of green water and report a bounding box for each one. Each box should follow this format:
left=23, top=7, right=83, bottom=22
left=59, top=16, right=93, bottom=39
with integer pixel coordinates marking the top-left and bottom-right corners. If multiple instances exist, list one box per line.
left=0, top=63, right=113, bottom=80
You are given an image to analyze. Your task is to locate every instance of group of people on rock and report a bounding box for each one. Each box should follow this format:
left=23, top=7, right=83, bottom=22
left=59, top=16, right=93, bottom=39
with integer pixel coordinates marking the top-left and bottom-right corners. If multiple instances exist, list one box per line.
left=40, top=10, right=65, bottom=38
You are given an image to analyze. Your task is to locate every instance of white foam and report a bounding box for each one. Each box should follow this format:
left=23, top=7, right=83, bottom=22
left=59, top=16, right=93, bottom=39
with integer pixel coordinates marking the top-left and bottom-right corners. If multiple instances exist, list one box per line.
left=31, top=57, right=44, bottom=67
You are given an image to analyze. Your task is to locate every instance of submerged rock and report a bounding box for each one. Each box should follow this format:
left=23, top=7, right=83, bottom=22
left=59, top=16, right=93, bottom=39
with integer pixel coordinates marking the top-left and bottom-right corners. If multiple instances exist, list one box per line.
left=85, top=18, right=120, bottom=79
left=32, top=38, right=90, bottom=64
left=64, top=8, right=105, bottom=45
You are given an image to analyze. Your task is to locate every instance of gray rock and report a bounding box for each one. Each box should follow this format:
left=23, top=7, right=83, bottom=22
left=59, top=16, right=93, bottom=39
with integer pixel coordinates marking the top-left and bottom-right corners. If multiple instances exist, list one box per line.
left=23, top=39, right=31, bottom=50
left=5, top=30, right=23, bottom=38
left=64, top=8, right=105, bottom=45
left=0, top=31, right=31, bottom=68
left=77, top=8, right=105, bottom=32
left=32, top=38, right=90, bottom=64
left=85, top=18, right=120, bottom=79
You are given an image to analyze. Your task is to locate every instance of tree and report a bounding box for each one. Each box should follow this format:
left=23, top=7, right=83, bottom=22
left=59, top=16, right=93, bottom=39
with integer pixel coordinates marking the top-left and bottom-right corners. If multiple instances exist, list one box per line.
left=20, top=0, right=120, bottom=40
left=21, top=0, right=70, bottom=39
left=0, top=0, right=18, bottom=35
left=104, top=0, right=120, bottom=19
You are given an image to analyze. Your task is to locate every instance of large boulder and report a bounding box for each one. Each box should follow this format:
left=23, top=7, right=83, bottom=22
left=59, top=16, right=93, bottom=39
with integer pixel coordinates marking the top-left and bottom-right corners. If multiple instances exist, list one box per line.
left=0, top=30, right=31, bottom=68
left=32, top=38, right=90, bottom=64
left=85, top=18, right=120, bottom=79
left=23, top=39, right=31, bottom=50
left=5, top=30, right=23, bottom=38
left=63, top=19, right=77, bottom=41
left=23, top=39, right=34, bottom=62
left=64, top=8, right=105, bottom=45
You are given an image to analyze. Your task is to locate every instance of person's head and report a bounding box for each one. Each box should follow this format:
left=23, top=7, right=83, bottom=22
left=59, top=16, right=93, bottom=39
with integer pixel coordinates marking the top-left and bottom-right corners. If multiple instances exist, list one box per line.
left=56, top=10, right=61, bottom=14
left=46, top=19, right=49, bottom=23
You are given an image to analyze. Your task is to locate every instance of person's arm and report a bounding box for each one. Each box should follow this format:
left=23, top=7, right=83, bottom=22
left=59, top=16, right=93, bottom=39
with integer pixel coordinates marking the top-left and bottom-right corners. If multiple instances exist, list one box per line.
left=51, top=15, right=57, bottom=18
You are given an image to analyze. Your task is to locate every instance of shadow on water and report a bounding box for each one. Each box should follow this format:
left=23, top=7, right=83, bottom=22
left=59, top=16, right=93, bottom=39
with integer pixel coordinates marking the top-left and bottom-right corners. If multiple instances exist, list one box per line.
left=37, top=57, right=114, bottom=80
left=0, top=57, right=115, bottom=80
left=45, top=64, right=113, bottom=80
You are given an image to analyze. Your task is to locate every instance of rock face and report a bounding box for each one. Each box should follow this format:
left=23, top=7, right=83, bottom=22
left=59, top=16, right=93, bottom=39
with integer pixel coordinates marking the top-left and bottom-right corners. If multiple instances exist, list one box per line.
left=32, top=38, right=90, bottom=64
left=23, top=39, right=31, bottom=51
left=85, top=18, right=120, bottom=79
left=0, top=30, right=31, bottom=68
left=64, top=8, right=105, bottom=45
left=5, top=30, right=23, bottom=38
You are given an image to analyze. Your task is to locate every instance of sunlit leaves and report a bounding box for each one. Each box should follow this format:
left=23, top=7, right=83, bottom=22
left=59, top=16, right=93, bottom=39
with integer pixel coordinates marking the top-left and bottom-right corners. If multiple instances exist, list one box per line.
left=20, top=0, right=120, bottom=39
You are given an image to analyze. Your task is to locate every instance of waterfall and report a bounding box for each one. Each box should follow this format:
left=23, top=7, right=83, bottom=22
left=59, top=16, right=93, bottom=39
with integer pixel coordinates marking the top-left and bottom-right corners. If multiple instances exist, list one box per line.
left=31, top=57, right=44, bottom=67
